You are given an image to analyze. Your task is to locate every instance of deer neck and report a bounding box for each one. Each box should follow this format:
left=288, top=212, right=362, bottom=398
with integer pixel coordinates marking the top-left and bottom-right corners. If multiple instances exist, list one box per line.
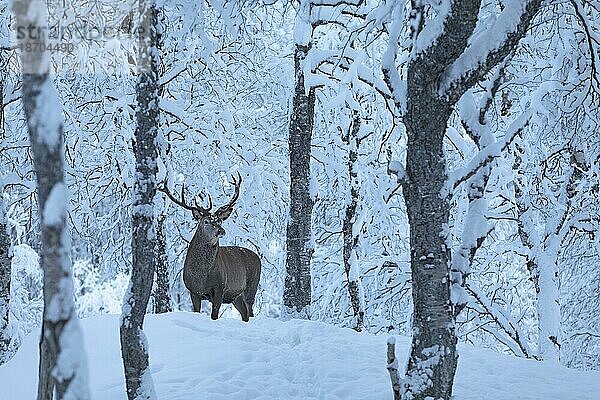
left=190, top=228, right=219, bottom=269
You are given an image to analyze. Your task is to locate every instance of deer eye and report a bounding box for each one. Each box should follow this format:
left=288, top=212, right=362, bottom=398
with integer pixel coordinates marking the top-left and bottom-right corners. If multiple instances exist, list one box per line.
left=203, top=220, right=210, bottom=225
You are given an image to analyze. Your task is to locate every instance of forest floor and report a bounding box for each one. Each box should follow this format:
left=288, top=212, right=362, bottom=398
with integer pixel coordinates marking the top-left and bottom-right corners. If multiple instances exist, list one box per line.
left=1, top=312, right=599, bottom=399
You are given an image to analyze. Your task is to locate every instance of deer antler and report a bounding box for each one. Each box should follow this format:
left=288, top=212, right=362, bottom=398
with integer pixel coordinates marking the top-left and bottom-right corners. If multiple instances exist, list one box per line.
left=159, top=180, right=212, bottom=216
left=214, top=172, right=242, bottom=220
left=194, top=193, right=213, bottom=214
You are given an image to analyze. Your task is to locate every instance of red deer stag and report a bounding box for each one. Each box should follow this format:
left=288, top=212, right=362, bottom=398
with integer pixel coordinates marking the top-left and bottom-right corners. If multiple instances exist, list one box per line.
left=160, top=173, right=261, bottom=322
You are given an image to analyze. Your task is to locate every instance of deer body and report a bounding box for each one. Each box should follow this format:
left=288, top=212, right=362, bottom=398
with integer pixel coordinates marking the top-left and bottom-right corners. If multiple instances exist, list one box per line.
left=184, top=238, right=261, bottom=321
left=161, top=172, right=261, bottom=322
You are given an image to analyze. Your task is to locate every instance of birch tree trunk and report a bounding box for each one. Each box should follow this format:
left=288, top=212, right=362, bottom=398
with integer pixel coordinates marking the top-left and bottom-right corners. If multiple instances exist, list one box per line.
left=342, top=111, right=364, bottom=331
left=284, top=0, right=315, bottom=314
left=402, top=81, right=457, bottom=400
left=153, top=213, right=171, bottom=314
left=0, top=46, right=11, bottom=364
left=515, top=171, right=561, bottom=362
left=12, top=0, right=91, bottom=398
left=382, top=1, right=542, bottom=398
left=514, top=145, right=588, bottom=362
left=0, top=194, right=11, bottom=364
left=119, top=1, right=160, bottom=398
left=152, top=12, right=170, bottom=315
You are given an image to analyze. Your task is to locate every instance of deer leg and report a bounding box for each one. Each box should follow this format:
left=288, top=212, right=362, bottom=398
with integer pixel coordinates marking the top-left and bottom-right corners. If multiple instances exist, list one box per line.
left=210, top=300, right=222, bottom=320
left=243, top=292, right=254, bottom=318
left=190, top=292, right=202, bottom=313
left=246, top=297, right=255, bottom=318
left=233, top=295, right=250, bottom=322
left=211, top=288, right=223, bottom=320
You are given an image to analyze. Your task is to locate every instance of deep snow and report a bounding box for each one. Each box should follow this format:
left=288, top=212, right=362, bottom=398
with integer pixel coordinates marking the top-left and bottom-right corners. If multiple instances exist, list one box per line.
left=1, top=312, right=599, bottom=399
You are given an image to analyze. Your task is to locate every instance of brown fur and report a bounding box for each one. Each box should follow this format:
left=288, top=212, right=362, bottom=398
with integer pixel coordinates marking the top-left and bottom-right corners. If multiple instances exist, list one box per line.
left=183, top=218, right=261, bottom=322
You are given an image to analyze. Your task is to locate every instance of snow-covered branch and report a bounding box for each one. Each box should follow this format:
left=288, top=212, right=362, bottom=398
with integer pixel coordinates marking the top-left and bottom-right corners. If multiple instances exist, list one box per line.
left=465, top=283, right=533, bottom=358
left=440, top=0, right=542, bottom=103
left=446, top=109, right=532, bottom=194
left=410, top=0, right=482, bottom=78
left=569, top=0, right=600, bottom=92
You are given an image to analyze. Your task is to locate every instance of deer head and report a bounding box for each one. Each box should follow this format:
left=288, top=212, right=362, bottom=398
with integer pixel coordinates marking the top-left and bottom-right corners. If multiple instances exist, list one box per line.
left=159, top=172, right=242, bottom=245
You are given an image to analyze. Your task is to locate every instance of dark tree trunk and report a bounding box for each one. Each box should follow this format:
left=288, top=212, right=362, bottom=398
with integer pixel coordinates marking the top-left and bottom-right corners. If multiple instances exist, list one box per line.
left=284, top=43, right=315, bottom=314
left=387, top=338, right=401, bottom=400
left=36, top=325, right=53, bottom=400
left=119, top=2, right=161, bottom=399
left=402, top=87, right=457, bottom=399
left=153, top=213, right=172, bottom=313
left=342, top=112, right=364, bottom=331
left=152, top=9, right=170, bottom=316
left=380, top=1, right=542, bottom=397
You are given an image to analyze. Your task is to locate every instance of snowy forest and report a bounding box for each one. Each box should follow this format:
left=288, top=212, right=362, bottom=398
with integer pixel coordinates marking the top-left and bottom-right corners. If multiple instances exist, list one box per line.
left=0, top=0, right=599, bottom=399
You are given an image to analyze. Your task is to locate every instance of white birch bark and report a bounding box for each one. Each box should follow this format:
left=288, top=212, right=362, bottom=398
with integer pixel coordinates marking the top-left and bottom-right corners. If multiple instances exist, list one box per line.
left=0, top=192, right=11, bottom=364
left=12, top=0, right=90, bottom=398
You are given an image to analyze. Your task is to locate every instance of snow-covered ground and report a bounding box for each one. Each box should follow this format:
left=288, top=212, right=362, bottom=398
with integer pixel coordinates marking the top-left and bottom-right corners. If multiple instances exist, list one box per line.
left=1, top=312, right=599, bottom=399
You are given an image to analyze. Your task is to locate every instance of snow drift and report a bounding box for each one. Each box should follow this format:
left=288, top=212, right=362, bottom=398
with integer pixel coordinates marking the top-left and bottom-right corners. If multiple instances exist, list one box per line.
left=0, top=313, right=599, bottom=399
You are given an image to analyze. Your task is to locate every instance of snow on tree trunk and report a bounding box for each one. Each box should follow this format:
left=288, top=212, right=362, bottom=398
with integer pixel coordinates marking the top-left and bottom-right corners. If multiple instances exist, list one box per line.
left=513, top=142, right=563, bottom=362
left=119, top=1, right=161, bottom=399
left=537, top=241, right=561, bottom=362
left=381, top=1, right=542, bottom=398
left=284, top=1, right=315, bottom=315
left=0, top=48, right=4, bottom=138
left=450, top=69, right=503, bottom=318
left=342, top=111, right=364, bottom=332
left=0, top=195, right=11, bottom=364
left=514, top=145, right=590, bottom=362
left=516, top=191, right=562, bottom=363
left=387, top=337, right=401, bottom=400
left=402, top=88, right=457, bottom=400
left=12, top=0, right=91, bottom=398
left=152, top=10, right=170, bottom=316
left=451, top=165, right=490, bottom=318
left=446, top=98, right=534, bottom=361
left=533, top=158, right=586, bottom=362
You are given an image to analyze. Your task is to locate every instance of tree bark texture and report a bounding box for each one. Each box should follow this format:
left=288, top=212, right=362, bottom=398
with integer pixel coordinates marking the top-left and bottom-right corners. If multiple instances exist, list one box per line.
left=119, top=2, right=160, bottom=399
left=402, top=85, right=457, bottom=400
left=385, top=1, right=542, bottom=397
left=0, top=201, right=11, bottom=364
left=387, top=338, right=401, bottom=400
left=36, top=326, right=53, bottom=400
left=153, top=213, right=172, bottom=313
left=152, top=9, right=170, bottom=315
left=284, top=43, right=315, bottom=314
left=12, top=0, right=91, bottom=398
left=26, top=74, right=89, bottom=400
left=342, top=112, right=364, bottom=331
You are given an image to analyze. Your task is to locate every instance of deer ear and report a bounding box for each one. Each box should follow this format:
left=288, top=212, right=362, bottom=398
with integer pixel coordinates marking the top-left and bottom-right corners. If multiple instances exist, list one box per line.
left=192, top=209, right=202, bottom=220
left=219, top=207, right=234, bottom=221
